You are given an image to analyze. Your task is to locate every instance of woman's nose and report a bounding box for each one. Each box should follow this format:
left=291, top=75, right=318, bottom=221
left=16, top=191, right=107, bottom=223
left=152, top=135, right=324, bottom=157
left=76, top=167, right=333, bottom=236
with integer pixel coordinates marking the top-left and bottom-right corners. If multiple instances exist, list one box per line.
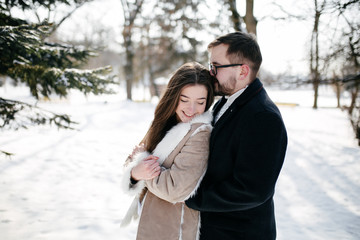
left=187, top=103, right=196, bottom=114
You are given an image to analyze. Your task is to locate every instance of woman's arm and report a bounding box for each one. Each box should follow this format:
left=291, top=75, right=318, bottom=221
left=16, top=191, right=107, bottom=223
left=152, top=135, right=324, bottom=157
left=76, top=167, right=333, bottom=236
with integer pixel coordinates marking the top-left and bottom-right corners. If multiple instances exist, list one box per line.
left=145, top=128, right=210, bottom=203
left=121, top=150, right=160, bottom=196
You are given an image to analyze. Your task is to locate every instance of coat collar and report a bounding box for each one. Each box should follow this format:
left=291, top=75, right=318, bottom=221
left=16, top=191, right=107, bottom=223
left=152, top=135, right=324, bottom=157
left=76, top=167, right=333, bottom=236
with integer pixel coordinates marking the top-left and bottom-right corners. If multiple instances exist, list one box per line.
left=153, top=111, right=212, bottom=165
left=229, top=78, right=263, bottom=110
left=211, top=78, right=263, bottom=136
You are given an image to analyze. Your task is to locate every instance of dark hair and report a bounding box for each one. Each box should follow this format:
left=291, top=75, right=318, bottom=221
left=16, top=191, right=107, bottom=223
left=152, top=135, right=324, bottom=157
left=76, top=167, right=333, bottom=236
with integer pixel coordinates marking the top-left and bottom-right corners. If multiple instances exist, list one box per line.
left=208, top=31, right=262, bottom=79
left=142, top=62, right=215, bottom=152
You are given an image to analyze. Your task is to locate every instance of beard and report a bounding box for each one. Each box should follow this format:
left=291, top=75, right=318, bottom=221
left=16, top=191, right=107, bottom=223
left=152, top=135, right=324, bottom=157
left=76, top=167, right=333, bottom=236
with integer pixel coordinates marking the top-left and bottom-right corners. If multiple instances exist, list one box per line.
left=214, top=77, right=237, bottom=96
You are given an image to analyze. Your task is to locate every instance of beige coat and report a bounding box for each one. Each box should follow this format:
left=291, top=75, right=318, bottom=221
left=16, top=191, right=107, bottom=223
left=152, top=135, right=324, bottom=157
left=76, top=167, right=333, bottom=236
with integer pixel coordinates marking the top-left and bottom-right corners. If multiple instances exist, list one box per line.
left=121, top=112, right=212, bottom=240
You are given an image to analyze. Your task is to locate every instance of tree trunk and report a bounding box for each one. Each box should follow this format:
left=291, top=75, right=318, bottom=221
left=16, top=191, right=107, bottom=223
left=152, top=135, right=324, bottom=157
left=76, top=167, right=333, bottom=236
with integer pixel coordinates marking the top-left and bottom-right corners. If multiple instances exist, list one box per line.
left=348, top=34, right=360, bottom=114
left=313, top=81, right=319, bottom=109
left=244, top=0, right=257, bottom=35
left=226, top=0, right=257, bottom=35
left=120, top=0, right=144, bottom=101
left=310, top=0, right=322, bottom=109
left=349, top=84, right=359, bottom=115
left=123, top=27, right=133, bottom=100
left=148, top=65, right=160, bottom=97
left=331, top=73, right=341, bottom=108
left=227, top=0, right=242, bottom=31
left=336, top=82, right=341, bottom=108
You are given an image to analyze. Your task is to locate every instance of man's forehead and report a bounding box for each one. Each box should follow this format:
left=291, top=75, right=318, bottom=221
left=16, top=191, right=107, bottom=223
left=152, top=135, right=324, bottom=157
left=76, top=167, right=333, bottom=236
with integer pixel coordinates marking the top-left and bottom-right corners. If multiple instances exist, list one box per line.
left=209, top=44, right=229, bottom=63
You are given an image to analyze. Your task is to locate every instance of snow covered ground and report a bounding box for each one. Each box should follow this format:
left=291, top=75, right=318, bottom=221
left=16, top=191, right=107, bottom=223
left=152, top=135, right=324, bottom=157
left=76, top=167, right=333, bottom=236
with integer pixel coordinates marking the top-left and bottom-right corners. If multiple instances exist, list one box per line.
left=1, top=84, right=359, bottom=240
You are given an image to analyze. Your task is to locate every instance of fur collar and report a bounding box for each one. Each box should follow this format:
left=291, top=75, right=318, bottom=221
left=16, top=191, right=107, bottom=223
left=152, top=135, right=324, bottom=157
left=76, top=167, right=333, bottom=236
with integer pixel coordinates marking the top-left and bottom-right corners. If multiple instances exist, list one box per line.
left=153, top=111, right=212, bottom=165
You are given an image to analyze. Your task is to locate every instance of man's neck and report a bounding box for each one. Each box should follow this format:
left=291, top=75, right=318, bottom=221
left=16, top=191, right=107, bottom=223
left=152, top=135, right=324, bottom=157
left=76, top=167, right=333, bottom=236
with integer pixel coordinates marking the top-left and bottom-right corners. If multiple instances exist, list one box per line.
left=228, top=86, right=248, bottom=98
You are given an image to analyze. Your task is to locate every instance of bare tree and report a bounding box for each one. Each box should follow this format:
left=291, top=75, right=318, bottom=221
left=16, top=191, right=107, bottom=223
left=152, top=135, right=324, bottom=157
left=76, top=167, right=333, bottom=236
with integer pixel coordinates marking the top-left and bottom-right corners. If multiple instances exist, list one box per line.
left=244, top=0, right=257, bottom=35
left=224, top=0, right=257, bottom=35
left=273, top=0, right=360, bottom=142
left=334, top=1, right=360, bottom=115
left=226, top=0, right=242, bottom=31
left=333, top=0, right=360, bottom=144
left=310, top=0, right=327, bottom=109
left=120, top=0, right=144, bottom=100
left=272, top=0, right=331, bottom=108
left=134, top=0, right=216, bottom=97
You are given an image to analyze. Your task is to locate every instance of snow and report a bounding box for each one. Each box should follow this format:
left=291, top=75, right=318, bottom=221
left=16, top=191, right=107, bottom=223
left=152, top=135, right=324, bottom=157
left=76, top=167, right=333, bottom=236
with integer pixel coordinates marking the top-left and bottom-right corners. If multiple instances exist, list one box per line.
left=1, top=84, right=360, bottom=240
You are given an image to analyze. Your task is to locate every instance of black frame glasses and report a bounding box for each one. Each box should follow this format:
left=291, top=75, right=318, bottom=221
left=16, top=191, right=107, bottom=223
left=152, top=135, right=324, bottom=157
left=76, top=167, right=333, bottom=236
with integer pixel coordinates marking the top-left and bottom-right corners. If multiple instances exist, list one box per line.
left=209, top=63, right=243, bottom=75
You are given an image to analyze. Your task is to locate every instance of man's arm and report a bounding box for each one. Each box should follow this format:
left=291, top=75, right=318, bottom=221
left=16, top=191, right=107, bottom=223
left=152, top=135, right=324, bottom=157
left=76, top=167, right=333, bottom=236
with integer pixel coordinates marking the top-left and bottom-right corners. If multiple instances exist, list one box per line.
left=186, top=112, right=287, bottom=212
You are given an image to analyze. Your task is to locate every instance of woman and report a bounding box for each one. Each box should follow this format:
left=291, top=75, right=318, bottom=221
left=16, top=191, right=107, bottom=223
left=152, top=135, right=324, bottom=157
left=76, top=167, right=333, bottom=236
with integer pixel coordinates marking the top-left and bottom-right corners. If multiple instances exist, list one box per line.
left=121, top=62, right=215, bottom=240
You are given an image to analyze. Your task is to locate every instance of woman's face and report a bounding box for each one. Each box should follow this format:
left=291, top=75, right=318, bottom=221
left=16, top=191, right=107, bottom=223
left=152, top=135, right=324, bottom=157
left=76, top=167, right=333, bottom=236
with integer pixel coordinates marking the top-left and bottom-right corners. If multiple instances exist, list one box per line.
left=175, top=84, right=208, bottom=123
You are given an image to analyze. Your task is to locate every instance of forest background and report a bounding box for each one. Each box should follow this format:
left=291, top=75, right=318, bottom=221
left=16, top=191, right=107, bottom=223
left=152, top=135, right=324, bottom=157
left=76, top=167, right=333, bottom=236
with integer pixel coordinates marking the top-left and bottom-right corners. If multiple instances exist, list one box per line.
left=1, top=0, right=359, bottom=148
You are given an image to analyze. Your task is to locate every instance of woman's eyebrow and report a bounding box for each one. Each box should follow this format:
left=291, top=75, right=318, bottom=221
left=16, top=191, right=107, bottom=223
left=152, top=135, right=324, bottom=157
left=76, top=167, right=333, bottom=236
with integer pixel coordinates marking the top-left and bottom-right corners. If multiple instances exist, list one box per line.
left=180, top=94, right=206, bottom=100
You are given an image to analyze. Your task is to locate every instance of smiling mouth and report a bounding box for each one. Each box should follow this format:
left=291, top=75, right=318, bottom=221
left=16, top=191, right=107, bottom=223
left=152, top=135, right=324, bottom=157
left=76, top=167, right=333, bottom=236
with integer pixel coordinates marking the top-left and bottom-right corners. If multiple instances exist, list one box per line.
left=183, top=112, right=195, bottom=118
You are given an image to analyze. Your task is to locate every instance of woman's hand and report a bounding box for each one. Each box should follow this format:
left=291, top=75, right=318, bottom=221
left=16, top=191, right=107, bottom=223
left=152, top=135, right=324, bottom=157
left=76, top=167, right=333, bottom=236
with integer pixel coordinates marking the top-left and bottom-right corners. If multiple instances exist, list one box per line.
left=131, top=155, right=161, bottom=181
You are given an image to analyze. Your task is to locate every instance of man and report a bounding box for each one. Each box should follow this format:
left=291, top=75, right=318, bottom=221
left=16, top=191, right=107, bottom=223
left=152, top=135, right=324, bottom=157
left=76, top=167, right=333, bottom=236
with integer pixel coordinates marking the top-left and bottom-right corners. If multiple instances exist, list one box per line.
left=185, top=32, right=288, bottom=239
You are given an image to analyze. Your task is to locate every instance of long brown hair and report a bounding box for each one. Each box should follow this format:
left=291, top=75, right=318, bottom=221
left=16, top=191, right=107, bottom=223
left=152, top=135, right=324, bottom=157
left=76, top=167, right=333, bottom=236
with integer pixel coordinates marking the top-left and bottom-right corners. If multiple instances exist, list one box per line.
left=142, top=62, right=215, bottom=152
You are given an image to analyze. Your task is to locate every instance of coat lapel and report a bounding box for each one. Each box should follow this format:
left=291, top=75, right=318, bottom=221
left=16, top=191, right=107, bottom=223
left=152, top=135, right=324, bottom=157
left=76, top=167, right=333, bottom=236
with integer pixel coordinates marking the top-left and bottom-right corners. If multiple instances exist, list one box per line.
left=211, top=96, right=227, bottom=126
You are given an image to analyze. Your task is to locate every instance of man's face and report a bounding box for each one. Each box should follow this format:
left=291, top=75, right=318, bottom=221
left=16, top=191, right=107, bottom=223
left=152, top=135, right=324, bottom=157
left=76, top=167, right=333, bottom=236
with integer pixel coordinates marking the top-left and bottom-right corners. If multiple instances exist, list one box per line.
left=209, top=44, right=240, bottom=96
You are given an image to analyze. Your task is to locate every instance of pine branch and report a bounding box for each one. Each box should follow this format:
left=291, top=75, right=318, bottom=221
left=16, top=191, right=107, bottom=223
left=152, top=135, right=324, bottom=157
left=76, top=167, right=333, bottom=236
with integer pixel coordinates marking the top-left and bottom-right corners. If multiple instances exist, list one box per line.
left=1, top=1, right=86, bottom=11
left=1, top=20, right=117, bottom=99
left=0, top=97, right=77, bottom=130
left=0, top=150, right=13, bottom=158
left=0, top=21, right=52, bottom=74
left=0, top=0, right=117, bottom=155
left=7, top=64, right=116, bottom=98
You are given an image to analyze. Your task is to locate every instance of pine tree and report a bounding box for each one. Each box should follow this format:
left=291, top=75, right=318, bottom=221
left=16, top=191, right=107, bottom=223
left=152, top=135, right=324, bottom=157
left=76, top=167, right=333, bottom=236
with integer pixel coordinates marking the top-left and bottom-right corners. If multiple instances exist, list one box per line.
left=0, top=0, right=117, bottom=156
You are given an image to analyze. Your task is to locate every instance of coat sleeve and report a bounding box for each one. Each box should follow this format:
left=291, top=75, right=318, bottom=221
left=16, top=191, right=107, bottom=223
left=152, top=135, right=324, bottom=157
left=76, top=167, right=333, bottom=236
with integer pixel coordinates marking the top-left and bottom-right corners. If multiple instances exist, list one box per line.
left=120, top=151, right=150, bottom=196
left=145, top=126, right=210, bottom=203
left=186, top=111, right=287, bottom=212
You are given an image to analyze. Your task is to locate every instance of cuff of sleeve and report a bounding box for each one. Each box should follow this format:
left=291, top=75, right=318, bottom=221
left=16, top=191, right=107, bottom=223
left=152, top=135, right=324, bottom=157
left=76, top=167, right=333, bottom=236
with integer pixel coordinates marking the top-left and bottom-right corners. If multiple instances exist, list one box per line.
left=130, top=176, right=139, bottom=185
left=121, top=151, right=150, bottom=196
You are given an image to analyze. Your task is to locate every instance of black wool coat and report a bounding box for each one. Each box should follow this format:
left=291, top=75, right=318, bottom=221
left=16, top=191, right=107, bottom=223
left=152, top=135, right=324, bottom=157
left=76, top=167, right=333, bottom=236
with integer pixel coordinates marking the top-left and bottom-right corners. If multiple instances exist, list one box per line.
left=186, top=78, right=288, bottom=240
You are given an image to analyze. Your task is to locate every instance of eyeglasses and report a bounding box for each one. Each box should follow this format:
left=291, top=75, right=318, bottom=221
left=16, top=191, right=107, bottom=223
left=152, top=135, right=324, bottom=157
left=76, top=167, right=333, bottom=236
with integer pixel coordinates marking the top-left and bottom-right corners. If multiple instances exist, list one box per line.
left=209, top=63, right=243, bottom=75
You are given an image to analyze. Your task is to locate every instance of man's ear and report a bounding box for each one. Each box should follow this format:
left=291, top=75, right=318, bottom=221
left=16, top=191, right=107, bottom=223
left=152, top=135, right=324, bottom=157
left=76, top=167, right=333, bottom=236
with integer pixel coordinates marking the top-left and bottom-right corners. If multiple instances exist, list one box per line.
left=238, top=65, right=250, bottom=80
